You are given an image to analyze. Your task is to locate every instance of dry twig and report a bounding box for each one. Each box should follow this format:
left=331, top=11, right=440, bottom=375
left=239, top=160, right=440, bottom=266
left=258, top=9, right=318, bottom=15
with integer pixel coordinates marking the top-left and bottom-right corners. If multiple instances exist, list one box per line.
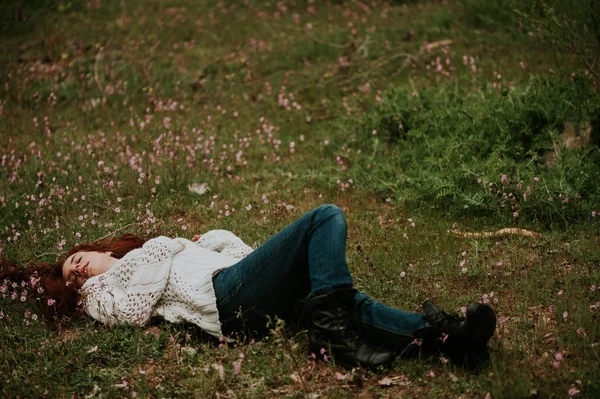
left=449, top=228, right=542, bottom=238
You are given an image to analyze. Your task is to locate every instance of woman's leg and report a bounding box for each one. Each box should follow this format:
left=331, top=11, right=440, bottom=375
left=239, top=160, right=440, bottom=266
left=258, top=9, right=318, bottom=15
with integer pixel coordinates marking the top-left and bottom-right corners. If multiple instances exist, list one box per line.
left=352, top=292, right=427, bottom=351
left=213, top=204, right=426, bottom=368
left=213, top=204, right=353, bottom=335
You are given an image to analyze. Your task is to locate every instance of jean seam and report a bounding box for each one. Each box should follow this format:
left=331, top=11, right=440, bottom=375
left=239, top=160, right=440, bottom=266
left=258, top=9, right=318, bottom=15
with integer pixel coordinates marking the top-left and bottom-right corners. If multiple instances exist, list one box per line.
left=216, top=268, right=249, bottom=307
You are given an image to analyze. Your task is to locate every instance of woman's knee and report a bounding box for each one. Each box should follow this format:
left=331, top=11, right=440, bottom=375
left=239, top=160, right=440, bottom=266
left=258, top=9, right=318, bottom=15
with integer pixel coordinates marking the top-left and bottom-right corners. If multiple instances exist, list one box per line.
left=314, top=204, right=346, bottom=227
left=316, top=204, right=344, bottom=219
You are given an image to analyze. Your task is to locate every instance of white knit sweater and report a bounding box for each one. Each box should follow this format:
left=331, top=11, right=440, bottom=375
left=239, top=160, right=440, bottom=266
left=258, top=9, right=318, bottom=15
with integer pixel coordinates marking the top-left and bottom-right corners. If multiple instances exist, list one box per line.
left=80, top=230, right=253, bottom=338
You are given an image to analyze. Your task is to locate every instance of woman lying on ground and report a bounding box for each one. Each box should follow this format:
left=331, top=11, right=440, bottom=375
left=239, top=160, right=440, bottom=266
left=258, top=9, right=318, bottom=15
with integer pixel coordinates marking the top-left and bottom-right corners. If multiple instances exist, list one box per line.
left=2, top=204, right=496, bottom=370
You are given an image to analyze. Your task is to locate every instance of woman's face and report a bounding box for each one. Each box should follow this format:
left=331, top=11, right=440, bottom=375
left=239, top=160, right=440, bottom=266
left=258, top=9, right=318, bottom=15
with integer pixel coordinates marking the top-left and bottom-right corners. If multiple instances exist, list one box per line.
left=62, top=251, right=116, bottom=287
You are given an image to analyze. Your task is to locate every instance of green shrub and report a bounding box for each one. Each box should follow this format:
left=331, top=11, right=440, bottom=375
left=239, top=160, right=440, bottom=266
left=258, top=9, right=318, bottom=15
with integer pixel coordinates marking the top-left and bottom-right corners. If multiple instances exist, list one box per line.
left=351, top=75, right=600, bottom=227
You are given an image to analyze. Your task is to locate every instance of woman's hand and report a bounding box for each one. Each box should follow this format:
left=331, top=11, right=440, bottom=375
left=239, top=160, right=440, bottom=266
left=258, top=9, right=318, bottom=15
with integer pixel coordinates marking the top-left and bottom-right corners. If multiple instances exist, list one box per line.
left=191, top=234, right=202, bottom=242
left=172, top=238, right=187, bottom=251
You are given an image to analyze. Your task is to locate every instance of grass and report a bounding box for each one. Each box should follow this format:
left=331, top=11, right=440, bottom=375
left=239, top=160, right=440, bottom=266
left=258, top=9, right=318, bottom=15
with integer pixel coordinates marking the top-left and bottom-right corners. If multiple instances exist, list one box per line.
left=1, top=0, right=600, bottom=397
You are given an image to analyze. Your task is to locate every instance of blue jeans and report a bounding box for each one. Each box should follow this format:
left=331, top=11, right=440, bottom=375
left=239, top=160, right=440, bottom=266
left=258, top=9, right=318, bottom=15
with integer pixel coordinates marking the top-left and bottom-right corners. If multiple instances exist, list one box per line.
left=212, top=204, right=427, bottom=350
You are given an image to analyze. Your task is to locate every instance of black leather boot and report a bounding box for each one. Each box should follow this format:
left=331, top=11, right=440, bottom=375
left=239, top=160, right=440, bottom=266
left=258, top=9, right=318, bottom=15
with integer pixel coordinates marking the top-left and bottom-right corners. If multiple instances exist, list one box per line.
left=308, top=288, right=394, bottom=369
left=413, top=300, right=496, bottom=369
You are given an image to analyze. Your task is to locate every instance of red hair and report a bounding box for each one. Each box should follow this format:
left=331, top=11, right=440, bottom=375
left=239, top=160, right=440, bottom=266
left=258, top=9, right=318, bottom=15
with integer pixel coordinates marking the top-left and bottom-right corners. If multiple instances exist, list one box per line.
left=0, top=234, right=146, bottom=322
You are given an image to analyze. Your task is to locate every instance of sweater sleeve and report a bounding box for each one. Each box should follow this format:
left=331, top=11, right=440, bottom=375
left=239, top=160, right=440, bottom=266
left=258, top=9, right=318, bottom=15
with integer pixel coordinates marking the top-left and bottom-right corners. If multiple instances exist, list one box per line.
left=81, top=236, right=184, bottom=325
left=195, top=229, right=253, bottom=259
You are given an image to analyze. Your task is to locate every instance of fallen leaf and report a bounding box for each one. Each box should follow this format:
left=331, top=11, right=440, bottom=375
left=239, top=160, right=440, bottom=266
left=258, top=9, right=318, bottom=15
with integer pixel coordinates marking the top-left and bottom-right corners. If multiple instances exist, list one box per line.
left=87, top=345, right=99, bottom=354
left=335, top=371, right=350, bottom=381
left=84, top=385, right=101, bottom=399
left=378, top=376, right=396, bottom=386
left=377, top=376, right=410, bottom=387
left=188, top=182, right=209, bottom=195
left=448, top=372, right=459, bottom=382
left=289, top=373, right=302, bottom=384
left=181, top=346, right=197, bottom=356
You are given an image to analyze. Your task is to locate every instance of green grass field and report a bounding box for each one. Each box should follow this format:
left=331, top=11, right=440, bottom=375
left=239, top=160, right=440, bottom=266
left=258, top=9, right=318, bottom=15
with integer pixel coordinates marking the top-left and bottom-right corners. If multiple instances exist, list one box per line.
left=1, top=0, right=600, bottom=397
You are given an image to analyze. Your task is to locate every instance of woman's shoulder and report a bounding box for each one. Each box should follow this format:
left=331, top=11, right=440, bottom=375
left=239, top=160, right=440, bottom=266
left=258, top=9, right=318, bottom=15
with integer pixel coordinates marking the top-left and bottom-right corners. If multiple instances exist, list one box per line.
left=143, top=235, right=175, bottom=247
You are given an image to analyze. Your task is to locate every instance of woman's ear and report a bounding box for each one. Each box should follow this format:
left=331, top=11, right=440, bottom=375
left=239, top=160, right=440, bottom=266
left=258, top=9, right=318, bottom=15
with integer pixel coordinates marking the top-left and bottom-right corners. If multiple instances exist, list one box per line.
left=104, top=251, right=114, bottom=257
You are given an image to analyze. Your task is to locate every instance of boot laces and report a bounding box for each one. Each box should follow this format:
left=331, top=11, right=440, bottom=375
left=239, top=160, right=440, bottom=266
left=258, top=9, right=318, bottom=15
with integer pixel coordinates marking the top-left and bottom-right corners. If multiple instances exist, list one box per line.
left=430, top=310, right=465, bottom=335
left=334, top=306, right=363, bottom=348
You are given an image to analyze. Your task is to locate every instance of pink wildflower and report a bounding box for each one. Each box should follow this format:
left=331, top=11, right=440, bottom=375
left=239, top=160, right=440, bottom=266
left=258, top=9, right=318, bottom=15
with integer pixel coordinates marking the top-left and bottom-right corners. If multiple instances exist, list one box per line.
left=232, top=360, right=242, bottom=375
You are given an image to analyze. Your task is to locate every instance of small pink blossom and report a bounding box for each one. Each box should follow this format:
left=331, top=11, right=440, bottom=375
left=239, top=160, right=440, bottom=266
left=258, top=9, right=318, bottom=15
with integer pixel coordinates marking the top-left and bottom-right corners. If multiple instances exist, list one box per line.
left=232, top=360, right=242, bottom=375
left=563, top=311, right=568, bottom=321
left=568, top=387, right=580, bottom=397
left=29, top=276, right=40, bottom=287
